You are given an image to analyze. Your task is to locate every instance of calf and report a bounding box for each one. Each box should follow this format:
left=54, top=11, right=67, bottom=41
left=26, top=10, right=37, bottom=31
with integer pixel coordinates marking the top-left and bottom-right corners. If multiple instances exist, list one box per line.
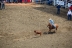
left=34, top=30, right=42, bottom=36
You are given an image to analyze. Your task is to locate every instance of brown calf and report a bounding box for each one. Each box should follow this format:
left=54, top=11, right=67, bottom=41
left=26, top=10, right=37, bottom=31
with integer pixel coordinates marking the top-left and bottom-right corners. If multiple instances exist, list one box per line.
left=34, top=30, right=42, bottom=36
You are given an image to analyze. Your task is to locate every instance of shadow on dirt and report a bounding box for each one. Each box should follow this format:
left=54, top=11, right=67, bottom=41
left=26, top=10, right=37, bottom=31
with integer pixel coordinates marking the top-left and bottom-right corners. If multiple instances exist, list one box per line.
left=43, top=31, right=55, bottom=34
left=48, top=31, right=55, bottom=34
left=33, top=4, right=68, bottom=19
left=43, top=32, right=48, bottom=34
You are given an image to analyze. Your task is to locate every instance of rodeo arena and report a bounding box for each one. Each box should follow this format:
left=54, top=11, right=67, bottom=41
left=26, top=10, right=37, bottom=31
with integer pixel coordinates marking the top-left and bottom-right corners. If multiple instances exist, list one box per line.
left=0, top=0, right=72, bottom=48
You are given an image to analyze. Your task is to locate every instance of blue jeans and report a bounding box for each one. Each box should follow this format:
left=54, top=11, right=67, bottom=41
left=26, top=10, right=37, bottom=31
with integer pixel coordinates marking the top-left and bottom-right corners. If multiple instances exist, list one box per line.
left=13, top=0, right=15, bottom=2
left=0, top=3, right=1, bottom=9
left=68, top=15, right=71, bottom=20
left=57, top=9, right=60, bottom=14
left=14, top=0, right=18, bottom=3
left=2, top=3, right=5, bottom=9
left=7, top=0, right=10, bottom=3
left=15, top=0, right=18, bottom=3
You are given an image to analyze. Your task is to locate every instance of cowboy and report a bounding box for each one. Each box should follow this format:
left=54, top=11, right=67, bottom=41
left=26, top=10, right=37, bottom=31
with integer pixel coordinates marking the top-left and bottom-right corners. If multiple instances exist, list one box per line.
left=56, top=4, right=61, bottom=14
left=0, top=0, right=2, bottom=10
left=2, top=0, right=5, bottom=9
left=49, top=18, right=55, bottom=28
left=67, top=10, right=72, bottom=20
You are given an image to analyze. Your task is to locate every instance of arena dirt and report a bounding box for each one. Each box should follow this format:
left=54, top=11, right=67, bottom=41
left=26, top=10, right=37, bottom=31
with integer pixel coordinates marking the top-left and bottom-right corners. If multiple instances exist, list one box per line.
left=0, top=3, right=72, bottom=48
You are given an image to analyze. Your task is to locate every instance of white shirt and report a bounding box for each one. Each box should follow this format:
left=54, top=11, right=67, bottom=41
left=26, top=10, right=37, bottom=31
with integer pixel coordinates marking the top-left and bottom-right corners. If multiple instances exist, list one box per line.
left=49, top=19, right=54, bottom=25
left=49, top=19, right=56, bottom=27
left=67, top=10, right=72, bottom=16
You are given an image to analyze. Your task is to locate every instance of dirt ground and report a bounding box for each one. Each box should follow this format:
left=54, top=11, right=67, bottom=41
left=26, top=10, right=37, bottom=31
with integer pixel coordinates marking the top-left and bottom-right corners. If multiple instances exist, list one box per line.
left=0, top=3, right=72, bottom=48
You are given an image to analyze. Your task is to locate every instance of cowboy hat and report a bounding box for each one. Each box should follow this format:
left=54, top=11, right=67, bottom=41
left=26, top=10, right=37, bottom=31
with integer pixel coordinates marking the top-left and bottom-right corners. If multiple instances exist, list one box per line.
left=49, top=18, right=52, bottom=20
